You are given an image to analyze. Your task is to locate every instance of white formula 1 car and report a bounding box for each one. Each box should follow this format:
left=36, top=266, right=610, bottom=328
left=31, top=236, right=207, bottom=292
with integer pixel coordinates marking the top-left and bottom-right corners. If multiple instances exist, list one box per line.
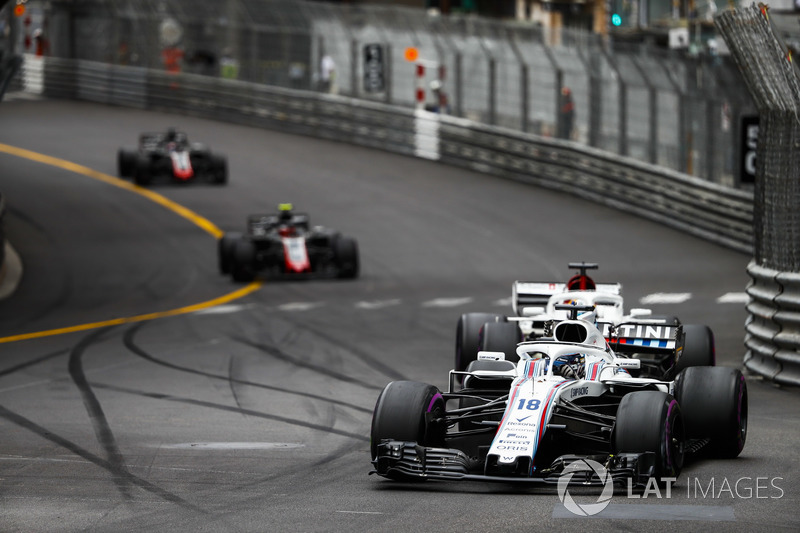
left=456, top=262, right=714, bottom=380
left=371, top=305, right=747, bottom=486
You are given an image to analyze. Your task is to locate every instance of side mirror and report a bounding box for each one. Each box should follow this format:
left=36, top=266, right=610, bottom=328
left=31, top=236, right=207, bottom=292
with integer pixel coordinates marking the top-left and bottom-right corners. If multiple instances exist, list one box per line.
left=477, top=351, right=506, bottom=361
left=613, top=358, right=641, bottom=370
left=521, top=306, right=545, bottom=317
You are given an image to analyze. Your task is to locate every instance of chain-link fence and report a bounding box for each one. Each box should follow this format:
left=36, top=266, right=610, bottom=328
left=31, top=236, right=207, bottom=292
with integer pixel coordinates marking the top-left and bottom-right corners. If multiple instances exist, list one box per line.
left=7, top=0, right=755, bottom=186
left=717, top=5, right=800, bottom=386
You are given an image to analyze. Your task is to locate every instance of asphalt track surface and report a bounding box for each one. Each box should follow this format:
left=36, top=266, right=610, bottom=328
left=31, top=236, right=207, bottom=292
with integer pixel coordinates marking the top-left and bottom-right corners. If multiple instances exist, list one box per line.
left=0, top=99, right=797, bottom=532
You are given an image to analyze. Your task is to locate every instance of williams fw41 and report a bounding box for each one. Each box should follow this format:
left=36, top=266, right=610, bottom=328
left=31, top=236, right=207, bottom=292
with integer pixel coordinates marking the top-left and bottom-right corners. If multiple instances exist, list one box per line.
left=218, top=204, right=359, bottom=282
left=371, top=305, right=747, bottom=487
left=117, top=128, right=228, bottom=185
left=456, top=262, right=715, bottom=380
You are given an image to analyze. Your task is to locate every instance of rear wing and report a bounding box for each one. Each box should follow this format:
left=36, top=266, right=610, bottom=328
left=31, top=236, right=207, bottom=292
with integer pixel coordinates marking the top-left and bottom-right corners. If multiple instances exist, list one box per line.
left=512, top=281, right=622, bottom=316
left=600, top=321, right=682, bottom=354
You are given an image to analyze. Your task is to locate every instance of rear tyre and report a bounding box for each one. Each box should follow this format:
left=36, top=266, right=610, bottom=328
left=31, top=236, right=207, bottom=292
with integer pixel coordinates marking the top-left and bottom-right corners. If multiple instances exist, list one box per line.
left=459, top=360, right=515, bottom=433
left=673, top=366, right=747, bottom=459
left=211, top=154, right=228, bottom=185
left=455, top=313, right=504, bottom=373
left=615, top=391, right=684, bottom=481
left=334, top=236, right=359, bottom=279
left=133, top=156, right=152, bottom=186
left=480, top=321, right=523, bottom=363
left=117, top=148, right=137, bottom=177
left=231, top=240, right=256, bottom=282
left=675, top=324, right=715, bottom=373
left=370, top=381, right=446, bottom=478
left=218, top=232, right=242, bottom=275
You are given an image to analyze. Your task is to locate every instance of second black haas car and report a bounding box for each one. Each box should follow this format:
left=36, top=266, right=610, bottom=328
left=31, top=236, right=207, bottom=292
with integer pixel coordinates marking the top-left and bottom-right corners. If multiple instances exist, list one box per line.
left=117, top=127, right=228, bottom=185
left=218, top=203, right=359, bottom=282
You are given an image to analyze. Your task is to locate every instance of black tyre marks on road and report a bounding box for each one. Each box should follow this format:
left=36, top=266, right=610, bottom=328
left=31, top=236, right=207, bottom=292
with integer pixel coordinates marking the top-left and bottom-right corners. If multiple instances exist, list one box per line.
left=0, top=327, right=202, bottom=512
left=67, top=327, right=133, bottom=500
left=122, top=322, right=371, bottom=414
left=232, top=335, right=382, bottom=392
left=0, top=404, right=203, bottom=511
left=271, top=316, right=409, bottom=382
left=0, top=348, right=69, bottom=377
left=89, top=381, right=369, bottom=442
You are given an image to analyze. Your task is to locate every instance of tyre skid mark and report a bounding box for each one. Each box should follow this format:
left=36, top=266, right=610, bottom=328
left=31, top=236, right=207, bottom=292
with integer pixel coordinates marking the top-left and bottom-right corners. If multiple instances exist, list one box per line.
left=68, top=327, right=133, bottom=501
left=272, top=315, right=408, bottom=382
left=123, top=322, right=370, bottom=414
left=0, top=404, right=202, bottom=512
left=232, top=335, right=381, bottom=392
left=89, top=382, right=369, bottom=442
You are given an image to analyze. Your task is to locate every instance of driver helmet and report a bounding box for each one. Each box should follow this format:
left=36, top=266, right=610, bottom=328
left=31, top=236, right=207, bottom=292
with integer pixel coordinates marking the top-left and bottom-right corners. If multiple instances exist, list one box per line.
left=278, top=203, right=294, bottom=223
left=553, top=353, right=585, bottom=379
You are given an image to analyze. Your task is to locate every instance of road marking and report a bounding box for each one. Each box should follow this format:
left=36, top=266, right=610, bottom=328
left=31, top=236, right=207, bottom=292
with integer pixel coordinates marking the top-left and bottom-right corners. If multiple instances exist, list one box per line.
left=335, top=511, right=385, bottom=515
left=494, top=297, right=513, bottom=307
left=355, top=299, right=401, bottom=310
left=278, top=302, right=324, bottom=312
left=717, top=292, right=749, bottom=304
left=639, top=293, right=692, bottom=305
left=0, top=282, right=263, bottom=344
left=552, top=503, right=735, bottom=521
left=0, top=142, right=223, bottom=238
left=0, top=143, right=265, bottom=343
left=158, top=442, right=304, bottom=450
left=422, top=297, right=473, bottom=308
left=194, top=304, right=251, bottom=315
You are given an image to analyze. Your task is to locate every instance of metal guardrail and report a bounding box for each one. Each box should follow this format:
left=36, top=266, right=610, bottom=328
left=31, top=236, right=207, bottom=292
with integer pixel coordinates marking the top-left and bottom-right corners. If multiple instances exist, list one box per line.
left=20, top=55, right=754, bottom=257
left=746, top=261, right=800, bottom=386
left=437, top=120, right=753, bottom=253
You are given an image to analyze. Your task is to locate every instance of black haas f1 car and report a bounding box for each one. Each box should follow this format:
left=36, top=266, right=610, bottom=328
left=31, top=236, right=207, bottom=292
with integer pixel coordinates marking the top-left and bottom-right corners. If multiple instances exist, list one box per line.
left=456, top=262, right=714, bottom=380
left=371, top=305, right=747, bottom=487
left=218, top=204, right=359, bottom=282
left=117, top=128, right=228, bottom=186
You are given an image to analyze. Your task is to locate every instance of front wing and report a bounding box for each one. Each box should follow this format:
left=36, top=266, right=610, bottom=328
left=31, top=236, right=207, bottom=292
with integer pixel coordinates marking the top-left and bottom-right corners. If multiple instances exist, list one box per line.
left=371, top=440, right=655, bottom=487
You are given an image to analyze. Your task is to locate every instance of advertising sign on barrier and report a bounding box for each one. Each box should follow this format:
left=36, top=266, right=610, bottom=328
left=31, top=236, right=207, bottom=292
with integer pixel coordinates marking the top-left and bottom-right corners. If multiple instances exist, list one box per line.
left=363, top=43, right=385, bottom=93
left=740, top=115, right=758, bottom=184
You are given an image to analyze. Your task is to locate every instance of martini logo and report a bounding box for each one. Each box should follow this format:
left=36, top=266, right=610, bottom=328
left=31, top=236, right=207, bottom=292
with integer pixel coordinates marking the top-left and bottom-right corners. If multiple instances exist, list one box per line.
left=556, top=459, right=614, bottom=516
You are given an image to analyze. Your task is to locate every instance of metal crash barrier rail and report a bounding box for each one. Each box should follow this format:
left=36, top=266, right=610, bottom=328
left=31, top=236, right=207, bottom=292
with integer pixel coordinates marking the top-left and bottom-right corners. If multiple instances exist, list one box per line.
left=26, top=55, right=754, bottom=254
left=20, top=54, right=791, bottom=383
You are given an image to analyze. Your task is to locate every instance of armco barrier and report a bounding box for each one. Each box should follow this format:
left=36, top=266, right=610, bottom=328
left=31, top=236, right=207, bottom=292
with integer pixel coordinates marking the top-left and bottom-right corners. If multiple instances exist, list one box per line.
left=25, top=56, right=755, bottom=252
left=745, top=261, right=800, bottom=386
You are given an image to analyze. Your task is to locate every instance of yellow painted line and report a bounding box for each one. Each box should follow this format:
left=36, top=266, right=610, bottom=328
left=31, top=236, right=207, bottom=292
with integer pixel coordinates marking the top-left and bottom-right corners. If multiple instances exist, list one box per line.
left=0, top=281, right=262, bottom=344
left=0, top=142, right=223, bottom=238
left=0, top=142, right=263, bottom=344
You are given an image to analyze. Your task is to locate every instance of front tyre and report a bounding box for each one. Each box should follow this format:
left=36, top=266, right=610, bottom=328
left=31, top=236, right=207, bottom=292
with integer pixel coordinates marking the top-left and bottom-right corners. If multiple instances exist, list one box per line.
left=673, top=366, right=747, bottom=459
left=615, top=391, right=684, bottom=481
left=370, top=381, right=445, bottom=471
